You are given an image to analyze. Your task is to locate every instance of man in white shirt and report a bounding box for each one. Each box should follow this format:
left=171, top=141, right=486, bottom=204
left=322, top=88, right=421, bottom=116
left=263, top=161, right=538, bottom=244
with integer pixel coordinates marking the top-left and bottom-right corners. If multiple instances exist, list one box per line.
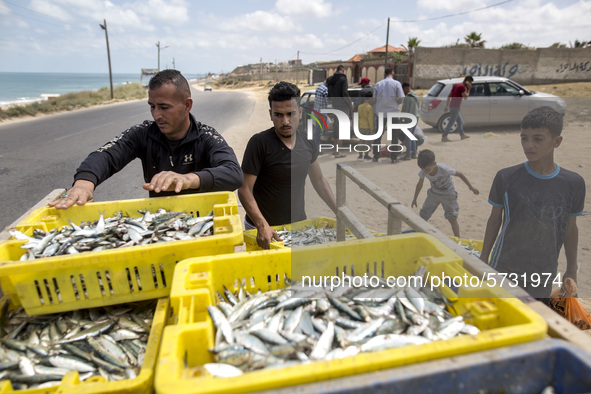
left=372, top=68, right=405, bottom=163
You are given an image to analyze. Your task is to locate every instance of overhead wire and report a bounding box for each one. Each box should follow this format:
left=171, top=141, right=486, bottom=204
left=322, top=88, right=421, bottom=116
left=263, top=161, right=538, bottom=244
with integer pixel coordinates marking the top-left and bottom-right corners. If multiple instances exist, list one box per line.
left=300, top=0, right=514, bottom=57
left=2, top=0, right=71, bottom=27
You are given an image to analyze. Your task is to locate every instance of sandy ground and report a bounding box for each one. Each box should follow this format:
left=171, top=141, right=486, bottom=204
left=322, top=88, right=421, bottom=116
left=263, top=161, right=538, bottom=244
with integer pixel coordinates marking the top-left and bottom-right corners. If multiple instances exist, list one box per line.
left=206, top=81, right=591, bottom=319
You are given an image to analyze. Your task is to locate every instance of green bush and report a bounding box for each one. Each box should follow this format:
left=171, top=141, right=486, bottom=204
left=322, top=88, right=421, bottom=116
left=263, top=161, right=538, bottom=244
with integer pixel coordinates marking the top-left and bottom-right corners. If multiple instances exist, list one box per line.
left=0, top=83, right=147, bottom=121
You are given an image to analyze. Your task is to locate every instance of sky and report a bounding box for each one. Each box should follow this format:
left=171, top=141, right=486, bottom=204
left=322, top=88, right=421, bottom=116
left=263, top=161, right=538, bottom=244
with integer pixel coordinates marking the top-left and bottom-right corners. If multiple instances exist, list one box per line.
left=0, top=0, right=590, bottom=75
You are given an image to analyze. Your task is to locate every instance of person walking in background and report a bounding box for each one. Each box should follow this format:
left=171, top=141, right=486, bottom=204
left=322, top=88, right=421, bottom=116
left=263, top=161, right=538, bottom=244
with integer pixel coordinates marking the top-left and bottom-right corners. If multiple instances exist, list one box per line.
left=238, top=82, right=337, bottom=249
left=356, top=91, right=374, bottom=162
left=326, top=65, right=353, bottom=158
left=411, top=149, right=479, bottom=237
left=480, top=107, right=585, bottom=302
left=356, top=77, right=373, bottom=109
left=401, top=82, right=420, bottom=160
left=442, top=75, right=473, bottom=142
left=313, top=79, right=329, bottom=146
left=372, top=68, right=405, bottom=163
left=49, top=69, right=242, bottom=210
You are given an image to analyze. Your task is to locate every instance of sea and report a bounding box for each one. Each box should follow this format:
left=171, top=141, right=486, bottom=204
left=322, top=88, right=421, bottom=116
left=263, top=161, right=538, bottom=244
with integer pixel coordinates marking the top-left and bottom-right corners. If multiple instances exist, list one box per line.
left=0, top=72, right=206, bottom=107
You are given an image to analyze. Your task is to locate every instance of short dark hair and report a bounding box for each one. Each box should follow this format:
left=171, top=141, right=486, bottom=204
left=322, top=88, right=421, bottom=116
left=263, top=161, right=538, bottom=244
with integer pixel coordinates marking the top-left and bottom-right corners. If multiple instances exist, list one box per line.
left=148, top=69, right=191, bottom=98
left=402, top=82, right=410, bottom=88
left=417, top=149, right=436, bottom=168
left=337, top=65, right=345, bottom=72
left=385, top=68, right=393, bottom=76
left=463, top=75, right=474, bottom=83
left=521, top=106, right=564, bottom=136
left=268, top=81, right=300, bottom=108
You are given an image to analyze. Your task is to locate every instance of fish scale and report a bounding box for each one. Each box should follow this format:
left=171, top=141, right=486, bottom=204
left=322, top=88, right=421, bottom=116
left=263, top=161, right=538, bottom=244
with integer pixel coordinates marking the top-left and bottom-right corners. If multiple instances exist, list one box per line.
left=0, top=300, right=155, bottom=390
left=204, top=268, right=480, bottom=374
left=9, top=209, right=215, bottom=261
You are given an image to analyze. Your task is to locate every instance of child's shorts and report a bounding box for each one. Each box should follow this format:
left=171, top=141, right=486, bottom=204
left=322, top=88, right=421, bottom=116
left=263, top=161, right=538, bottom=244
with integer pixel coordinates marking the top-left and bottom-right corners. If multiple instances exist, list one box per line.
left=420, top=188, right=459, bottom=220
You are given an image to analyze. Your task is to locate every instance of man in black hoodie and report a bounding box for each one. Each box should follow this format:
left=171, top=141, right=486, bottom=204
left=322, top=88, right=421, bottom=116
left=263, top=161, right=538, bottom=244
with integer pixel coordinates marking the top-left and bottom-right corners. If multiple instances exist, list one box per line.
left=326, top=65, right=354, bottom=158
left=50, top=69, right=243, bottom=210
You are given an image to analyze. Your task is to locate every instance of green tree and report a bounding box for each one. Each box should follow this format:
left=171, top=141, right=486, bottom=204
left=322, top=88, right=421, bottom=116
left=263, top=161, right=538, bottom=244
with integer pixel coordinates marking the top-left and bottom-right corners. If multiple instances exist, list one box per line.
left=402, top=37, right=421, bottom=56
left=570, top=39, right=589, bottom=48
left=464, top=32, right=486, bottom=48
left=549, top=42, right=567, bottom=48
left=500, top=42, right=531, bottom=50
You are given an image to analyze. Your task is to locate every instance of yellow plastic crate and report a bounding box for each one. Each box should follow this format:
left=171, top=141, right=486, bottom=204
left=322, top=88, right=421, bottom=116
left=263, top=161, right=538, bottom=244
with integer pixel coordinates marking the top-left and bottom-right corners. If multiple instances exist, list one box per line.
left=0, top=296, right=168, bottom=394
left=154, top=233, right=547, bottom=394
left=243, top=217, right=380, bottom=251
left=449, top=236, right=483, bottom=252
left=0, top=192, right=243, bottom=315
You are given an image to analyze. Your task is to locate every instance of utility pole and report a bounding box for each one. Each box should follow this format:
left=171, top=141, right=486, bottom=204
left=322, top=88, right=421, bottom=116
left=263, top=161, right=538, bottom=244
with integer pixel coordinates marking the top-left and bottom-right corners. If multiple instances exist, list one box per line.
left=99, top=19, right=113, bottom=99
left=296, top=50, right=300, bottom=84
left=172, top=57, right=175, bottom=69
left=384, top=17, right=390, bottom=75
left=156, top=41, right=170, bottom=71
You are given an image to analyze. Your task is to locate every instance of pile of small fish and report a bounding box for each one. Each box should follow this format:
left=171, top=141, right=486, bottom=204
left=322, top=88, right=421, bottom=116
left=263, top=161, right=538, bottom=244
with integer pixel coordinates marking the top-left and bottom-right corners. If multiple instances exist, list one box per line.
left=201, top=269, right=480, bottom=378
left=0, top=300, right=155, bottom=390
left=456, top=241, right=482, bottom=258
left=10, top=209, right=214, bottom=261
left=276, top=225, right=354, bottom=247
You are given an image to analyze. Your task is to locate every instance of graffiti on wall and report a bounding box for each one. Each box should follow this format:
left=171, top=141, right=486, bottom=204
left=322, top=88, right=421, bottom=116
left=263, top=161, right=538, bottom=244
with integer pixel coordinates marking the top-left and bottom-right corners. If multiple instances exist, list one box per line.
left=461, top=61, right=520, bottom=78
left=556, top=61, right=591, bottom=73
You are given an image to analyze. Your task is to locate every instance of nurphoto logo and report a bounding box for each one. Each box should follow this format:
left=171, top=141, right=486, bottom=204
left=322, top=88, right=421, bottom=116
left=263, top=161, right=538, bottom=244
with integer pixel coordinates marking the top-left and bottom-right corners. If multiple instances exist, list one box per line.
left=306, top=109, right=418, bottom=154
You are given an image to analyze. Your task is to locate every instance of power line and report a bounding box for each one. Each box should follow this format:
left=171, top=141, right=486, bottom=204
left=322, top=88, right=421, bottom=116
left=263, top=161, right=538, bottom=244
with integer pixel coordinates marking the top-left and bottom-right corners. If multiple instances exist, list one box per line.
left=300, top=22, right=387, bottom=56
left=389, top=0, right=514, bottom=23
left=3, top=0, right=73, bottom=27
left=300, top=0, right=514, bottom=57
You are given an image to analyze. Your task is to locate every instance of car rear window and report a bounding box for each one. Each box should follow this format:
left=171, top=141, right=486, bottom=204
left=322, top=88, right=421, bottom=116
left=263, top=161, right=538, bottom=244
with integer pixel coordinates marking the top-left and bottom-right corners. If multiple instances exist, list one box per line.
left=427, top=83, right=445, bottom=97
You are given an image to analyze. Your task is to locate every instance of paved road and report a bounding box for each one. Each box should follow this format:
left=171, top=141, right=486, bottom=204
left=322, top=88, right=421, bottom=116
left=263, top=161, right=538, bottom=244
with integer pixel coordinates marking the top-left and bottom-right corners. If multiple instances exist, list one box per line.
left=0, top=87, right=254, bottom=231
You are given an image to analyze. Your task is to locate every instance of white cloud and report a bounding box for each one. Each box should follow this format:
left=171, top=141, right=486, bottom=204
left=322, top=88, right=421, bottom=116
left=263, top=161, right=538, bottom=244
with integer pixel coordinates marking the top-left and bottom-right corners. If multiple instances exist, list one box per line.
left=416, top=0, right=486, bottom=12
left=135, top=0, right=190, bottom=25
left=0, top=0, right=10, bottom=15
left=218, top=10, right=297, bottom=32
left=29, top=0, right=71, bottom=21
left=410, top=0, right=591, bottom=49
left=275, top=0, right=332, bottom=18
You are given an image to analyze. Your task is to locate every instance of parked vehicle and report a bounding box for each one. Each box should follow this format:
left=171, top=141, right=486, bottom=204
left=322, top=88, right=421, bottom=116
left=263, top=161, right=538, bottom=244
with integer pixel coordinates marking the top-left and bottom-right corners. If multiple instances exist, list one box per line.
left=420, top=77, right=566, bottom=133
left=300, top=87, right=362, bottom=110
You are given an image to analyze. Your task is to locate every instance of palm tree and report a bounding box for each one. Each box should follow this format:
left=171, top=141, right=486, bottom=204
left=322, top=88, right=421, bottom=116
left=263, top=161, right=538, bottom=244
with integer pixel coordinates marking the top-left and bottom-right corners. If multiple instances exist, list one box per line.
left=464, top=32, right=486, bottom=48
left=402, top=37, right=421, bottom=55
left=570, top=39, right=589, bottom=48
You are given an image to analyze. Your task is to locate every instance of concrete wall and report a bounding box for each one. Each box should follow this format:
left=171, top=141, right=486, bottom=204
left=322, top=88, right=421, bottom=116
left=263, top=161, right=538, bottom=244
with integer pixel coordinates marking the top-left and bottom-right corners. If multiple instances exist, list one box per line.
left=413, top=47, right=591, bottom=88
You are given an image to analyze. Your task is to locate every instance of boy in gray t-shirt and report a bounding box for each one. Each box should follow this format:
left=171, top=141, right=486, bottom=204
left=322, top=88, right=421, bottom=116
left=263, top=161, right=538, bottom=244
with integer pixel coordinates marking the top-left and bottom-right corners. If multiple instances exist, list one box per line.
left=411, top=149, right=479, bottom=237
left=481, top=107, right=585, bottom=300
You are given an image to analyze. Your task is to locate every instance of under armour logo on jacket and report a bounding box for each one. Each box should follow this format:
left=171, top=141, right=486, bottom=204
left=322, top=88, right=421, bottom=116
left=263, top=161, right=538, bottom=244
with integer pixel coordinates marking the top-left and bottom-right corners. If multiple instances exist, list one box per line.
left=183, top=154, right=193, bottom=165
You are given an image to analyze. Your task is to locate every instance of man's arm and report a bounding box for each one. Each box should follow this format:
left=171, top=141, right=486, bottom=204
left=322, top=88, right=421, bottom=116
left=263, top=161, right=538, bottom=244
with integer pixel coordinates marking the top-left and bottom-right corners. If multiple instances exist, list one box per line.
left=237, top=172, right=281, bottom=250
left=444, top=89, right=452, bottom=111
left=307, top=160, right=337, bottom=213
left=195, top=130, right=243, bottom=192
left=50, top=124, right=146, bottom=209
left=338, top=78, right=354, bottom=114
left=563, top=216, right=579, bottom=283
left=454, top=171, right=479, bottom=195
left=480, top=206, right=503, bottom=263
left=462, top=82, right=471, bottom=99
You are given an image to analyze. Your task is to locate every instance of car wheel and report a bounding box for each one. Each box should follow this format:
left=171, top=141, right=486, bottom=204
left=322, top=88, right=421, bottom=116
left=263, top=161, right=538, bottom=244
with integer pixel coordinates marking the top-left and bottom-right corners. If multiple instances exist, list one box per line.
left=437, top=113, right=458, bottom=134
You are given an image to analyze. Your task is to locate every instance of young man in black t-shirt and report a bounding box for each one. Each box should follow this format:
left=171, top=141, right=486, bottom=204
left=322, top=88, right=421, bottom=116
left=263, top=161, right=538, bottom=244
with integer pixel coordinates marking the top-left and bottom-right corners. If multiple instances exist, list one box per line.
left=238, top=82, right=337, bottom=249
